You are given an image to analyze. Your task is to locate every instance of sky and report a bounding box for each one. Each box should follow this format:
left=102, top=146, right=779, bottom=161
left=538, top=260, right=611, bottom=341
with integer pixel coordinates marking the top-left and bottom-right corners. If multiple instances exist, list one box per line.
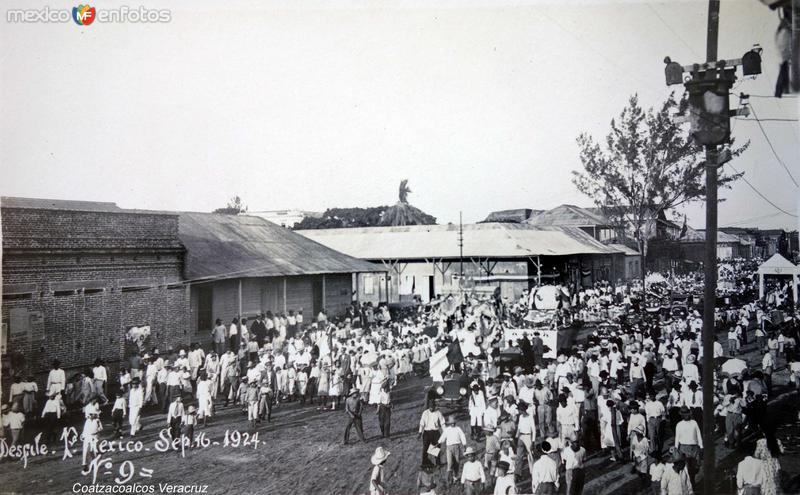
left=1, top=0, right=798, bottom=230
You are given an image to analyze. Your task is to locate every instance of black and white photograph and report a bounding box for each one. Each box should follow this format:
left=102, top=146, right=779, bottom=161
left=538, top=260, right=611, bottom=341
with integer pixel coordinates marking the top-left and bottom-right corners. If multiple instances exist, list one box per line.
left=1, top=1, right=799, bottom=494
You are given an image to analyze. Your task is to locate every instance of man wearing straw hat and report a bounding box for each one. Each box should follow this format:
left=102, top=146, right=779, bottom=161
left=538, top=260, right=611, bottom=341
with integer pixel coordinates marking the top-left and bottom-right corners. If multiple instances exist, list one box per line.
left=438, top=415, right=467, bottom=485
left=343, top=388, right=365, bottom=445
left=369, top=446, right=390, bottom=495
left=460, top=446, right=486, bottom=495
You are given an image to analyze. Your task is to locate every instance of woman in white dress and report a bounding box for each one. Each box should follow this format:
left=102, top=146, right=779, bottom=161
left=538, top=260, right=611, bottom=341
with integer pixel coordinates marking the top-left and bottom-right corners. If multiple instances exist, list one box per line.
left=196, top=374, right=213, bottom=426
left=204, top=353, right=220, bottom=400
left=369, top=364, right=386, bottom=406
left=329, top=366, right=342, bottom=410
left=317, top=355, right=330, bottom=410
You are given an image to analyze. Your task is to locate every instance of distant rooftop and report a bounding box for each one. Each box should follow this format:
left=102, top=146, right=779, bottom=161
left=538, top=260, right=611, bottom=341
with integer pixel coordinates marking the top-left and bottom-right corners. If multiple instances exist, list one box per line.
left=1, top=196, right=124, bottom=213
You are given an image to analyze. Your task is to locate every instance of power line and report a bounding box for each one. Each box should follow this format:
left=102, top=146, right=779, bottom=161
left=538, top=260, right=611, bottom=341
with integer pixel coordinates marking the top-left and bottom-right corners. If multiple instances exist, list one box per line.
left=736, top=117, right=799, bottom=122
left=748, top=104, right=799, bottom=188
left=725, top=162, right=798, bottom=217
left=646, top=2, right=702, bottom=59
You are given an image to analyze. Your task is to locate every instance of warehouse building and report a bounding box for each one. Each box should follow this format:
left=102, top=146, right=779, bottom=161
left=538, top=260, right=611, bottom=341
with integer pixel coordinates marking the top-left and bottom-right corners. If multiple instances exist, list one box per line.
left=178, top=212, right=383, bottom=347
left=298, top=223, right=628, bottom=304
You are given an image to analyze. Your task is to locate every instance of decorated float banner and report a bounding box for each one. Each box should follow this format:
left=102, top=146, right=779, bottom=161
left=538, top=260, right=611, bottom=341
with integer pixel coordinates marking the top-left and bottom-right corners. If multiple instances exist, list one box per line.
left=504, top=328, right=558, bottom=359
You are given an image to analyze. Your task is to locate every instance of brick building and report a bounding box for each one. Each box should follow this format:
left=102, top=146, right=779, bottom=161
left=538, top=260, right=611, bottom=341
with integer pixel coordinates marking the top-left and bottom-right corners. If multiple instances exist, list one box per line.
left=1, top=197, right=188, bottom=386
left=1, top=199, right=382, bottom=392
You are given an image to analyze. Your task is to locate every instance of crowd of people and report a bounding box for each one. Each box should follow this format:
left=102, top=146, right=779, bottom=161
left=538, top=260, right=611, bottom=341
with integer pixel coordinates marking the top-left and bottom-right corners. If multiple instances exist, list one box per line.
left=2, top=260, right=799, bottom=494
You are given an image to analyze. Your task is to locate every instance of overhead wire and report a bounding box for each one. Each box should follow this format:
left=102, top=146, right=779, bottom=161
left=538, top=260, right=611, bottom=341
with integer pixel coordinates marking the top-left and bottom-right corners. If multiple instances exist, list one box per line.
left=747, top=104, right=799, bottom=187
left=724, top=162, right=798, bottom=217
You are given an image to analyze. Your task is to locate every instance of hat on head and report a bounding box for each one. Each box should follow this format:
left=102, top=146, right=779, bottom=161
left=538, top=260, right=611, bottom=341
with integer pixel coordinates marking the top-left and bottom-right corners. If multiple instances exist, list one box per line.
left=349, top=388, right=359, bottom=397
left=179, top=349, right=186, bottom=356
left=497, top=460, right=510, bottom=472
left=687, top=354, right=696, bottom=363
left=370, top=447, right=391, bottom=465
left=464, top=447, right=476, bottom=456
left=446, top=415, right=456, bottom=425
left=187, top=405, right=196, bottom=413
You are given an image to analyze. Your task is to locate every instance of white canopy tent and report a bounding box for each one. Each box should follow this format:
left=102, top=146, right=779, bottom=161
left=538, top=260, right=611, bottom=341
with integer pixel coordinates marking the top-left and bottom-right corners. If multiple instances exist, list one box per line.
left=757, top=254, right=799, bottom=303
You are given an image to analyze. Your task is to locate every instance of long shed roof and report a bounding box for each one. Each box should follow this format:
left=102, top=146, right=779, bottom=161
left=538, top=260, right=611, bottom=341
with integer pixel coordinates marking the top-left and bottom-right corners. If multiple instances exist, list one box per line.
left=178, top=212, right=384, bottom=280
left=297, top=223, right=623, bottom=261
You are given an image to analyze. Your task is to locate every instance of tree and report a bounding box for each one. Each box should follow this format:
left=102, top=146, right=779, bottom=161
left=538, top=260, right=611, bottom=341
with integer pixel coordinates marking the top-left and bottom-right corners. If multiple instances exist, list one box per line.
left=213, top=195, right=247, bottom=215
left=572, top=93, right=746, bottom=260
left=293, top=205, right=437, bottom=230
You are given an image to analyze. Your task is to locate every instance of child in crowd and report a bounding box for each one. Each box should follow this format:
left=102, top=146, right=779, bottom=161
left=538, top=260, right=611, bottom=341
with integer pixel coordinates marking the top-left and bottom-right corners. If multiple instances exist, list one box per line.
left=184, top=405, right=197, bottom=444
left=246, top=381, right=259, bottom=430
left=111, top=391, right=127, bottom=438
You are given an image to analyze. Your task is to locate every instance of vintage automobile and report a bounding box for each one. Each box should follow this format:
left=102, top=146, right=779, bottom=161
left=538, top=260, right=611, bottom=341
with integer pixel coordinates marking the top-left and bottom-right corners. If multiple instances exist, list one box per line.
left=427, top=372, right=471, bottom=407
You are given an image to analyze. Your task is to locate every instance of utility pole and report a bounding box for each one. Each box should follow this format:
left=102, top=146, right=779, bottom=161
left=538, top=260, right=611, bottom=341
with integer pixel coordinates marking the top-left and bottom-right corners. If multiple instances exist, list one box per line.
left=458, top=211, right=464, bottom=299
left=701, top=4, right=720, bottom=494
left=663, top=2, right=762, bottom=493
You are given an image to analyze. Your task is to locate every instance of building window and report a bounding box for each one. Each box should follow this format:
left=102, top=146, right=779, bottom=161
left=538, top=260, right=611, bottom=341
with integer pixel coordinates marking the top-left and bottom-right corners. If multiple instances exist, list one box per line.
left=2, top=293, right=32, bottom=301
left=363, top=275, right=374, bottom=295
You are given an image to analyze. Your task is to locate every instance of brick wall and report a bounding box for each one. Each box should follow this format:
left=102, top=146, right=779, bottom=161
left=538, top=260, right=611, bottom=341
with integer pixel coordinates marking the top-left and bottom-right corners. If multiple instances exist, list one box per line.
left=1, top=207, right=187, bottom=388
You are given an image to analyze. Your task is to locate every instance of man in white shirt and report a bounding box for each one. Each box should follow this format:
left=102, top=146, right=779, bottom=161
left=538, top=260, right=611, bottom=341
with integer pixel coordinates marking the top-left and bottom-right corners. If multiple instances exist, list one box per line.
left=439, top=416, right=467, bottom=485
left=460, top=447, right=486, bottom=495
left=660, top=454, right=692, bottom=495
left=736, top=452, right=766, bottom=495
left=418, top=402, right=445, bottom=467
left=483, top=397, right=500, bottom=431
left=674, top=406, right=702, bottom=489
left=493, top=460, right=516, bottom=495
left=531, top=441, right=559, bottom=494
left=516, top=401, right=536, bottom=478
left=644, top=392, right=666, bottom=454
left=562, top=435, right=586, bottom=495
left=229, top=318, right=240, bottom=352
left=92, top=360, right=109, bottom=405
left=680, top=381, right=703, bottom=426
left=556, top=394, right=579, bottom=444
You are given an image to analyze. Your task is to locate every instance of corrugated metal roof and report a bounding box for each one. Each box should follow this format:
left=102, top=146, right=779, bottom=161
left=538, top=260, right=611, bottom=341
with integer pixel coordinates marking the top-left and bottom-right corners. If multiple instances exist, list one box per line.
left=483, top=209, right=541, bottom=223
left=682, top=227, right=748, bottom=244
left=297, top=223, right=623, bottom=261
left=609, top=243, right=640, bottom=256
left=178, top=212, right=384, bottom=280
left=1, top=196, right=125, bottom=212
left=526, top=204, right=610, bottom=227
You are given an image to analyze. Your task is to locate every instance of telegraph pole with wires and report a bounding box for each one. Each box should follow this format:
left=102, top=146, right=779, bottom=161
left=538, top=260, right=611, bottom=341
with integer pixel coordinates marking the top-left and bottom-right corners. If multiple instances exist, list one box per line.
left=458, top=211, right=464, bottom=299
left=663, top=1, right=762, bottom=492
